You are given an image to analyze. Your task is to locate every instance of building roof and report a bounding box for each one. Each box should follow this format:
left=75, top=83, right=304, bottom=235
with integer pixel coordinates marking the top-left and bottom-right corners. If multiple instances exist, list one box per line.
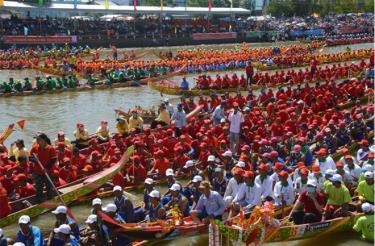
left=3, top=1, right=251, bottom=15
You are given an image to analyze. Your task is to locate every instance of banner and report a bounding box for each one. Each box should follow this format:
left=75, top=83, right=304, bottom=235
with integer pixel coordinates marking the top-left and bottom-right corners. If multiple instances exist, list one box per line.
left=104, top=0, right=109, bottom=9
left=246, top=31, right=278, bottom=38
left=2, top=35, right=77, bottom=44
left=192, top=32, right=237, bottom=40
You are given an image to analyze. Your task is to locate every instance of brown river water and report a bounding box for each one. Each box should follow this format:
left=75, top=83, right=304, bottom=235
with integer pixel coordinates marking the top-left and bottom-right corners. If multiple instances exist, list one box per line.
left=0, top=41, right=373, bottom=245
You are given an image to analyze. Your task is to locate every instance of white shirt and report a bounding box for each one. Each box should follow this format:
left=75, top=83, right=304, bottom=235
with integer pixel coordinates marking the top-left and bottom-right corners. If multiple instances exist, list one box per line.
left=270, top=172, right=293, bottom=187
left=273, top=181, right=295, bottom=206
left=344, top=164, right=362, bottom=181
left=294, top=177, right=308, bottom=194
left=337, top=170, right=354, bottom=184
left=315, top=156, right=336, bottom=174
left=255, top=175, right=273, bottom=200
left=224, top=178, right=242, bottom=199
left=233, top=182, right=262, bottom=208
left=308, top=173, right=325, bottom=191
left=228, top=111, right=244, bottom=134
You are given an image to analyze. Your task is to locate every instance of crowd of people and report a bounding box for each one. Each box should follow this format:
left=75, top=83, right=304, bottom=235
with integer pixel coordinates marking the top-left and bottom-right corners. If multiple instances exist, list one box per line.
left=0, top=68, right=373, bottom=244
left=2, top=13, right=373, bottom=40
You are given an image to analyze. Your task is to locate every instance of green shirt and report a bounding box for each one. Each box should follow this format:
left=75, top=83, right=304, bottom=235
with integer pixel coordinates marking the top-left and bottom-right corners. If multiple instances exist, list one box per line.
left=358, top=173, right=365, bottom=183
left=325, top=183, right=351, bottom=206
left=353, top=214, right=374, bottom=241
left=323, top=180, right=331, bottom=191
left=356, top=181, right=374, bottom=203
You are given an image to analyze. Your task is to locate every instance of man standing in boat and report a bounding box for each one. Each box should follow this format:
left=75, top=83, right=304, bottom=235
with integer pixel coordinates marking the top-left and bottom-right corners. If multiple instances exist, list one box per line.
left=113, top=186, right=135, bottom=223
left=29, top=133, right=57, bottom=203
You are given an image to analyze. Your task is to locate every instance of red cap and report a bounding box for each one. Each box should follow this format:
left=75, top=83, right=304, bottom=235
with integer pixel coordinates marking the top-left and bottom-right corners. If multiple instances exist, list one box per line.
left=243, top=171, right=254, bottom=179
left=279, top=170, right=289, bottom=179
left=89, top=138, right=98, bottom=144
left=241, top=145, right=250, bottom=151
left=174, top=146, right=183, bottom=152
left=57, top=142, right=65, bottom=148
left=316, top=148, right=327, bottom=157
left=83, top=165, right=93, bottom=172
left=57, top=131, right=65, bottom=136
left=233, top=102, right=239, bottom=107
left=131, top=155, right=140, bottom=162
left=63, top=157, right=70, bottom=163
left=311, top=164, right=320, bottom=174
left=358, top=139, right=369, bottom=146
left=344, top=155, right=353, bottom=160
left=234, top=168, right=245, bottom=176
left=180, top=134, right=186, bottom=140
left=272, top=162, right=284, bottom=171
left=91, top=151, right=100, bottom=157
left=258, top=163, right=269, bottom=170
left=300, top=168, right=309, bottom=175
left=16, top=173, right=27, bottom=181
left=368, top=152, right=374, bottom=158
left=200, top=142, right=207, bottom=148
left=297, top=162, right=305, bottom=168
left=339, top=148, right=349, bottom=154
left=336, top=161, right=344, bottom=168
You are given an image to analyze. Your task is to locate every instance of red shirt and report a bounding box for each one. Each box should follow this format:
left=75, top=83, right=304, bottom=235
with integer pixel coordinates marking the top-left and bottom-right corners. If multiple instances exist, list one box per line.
left=16, top=183, right=36, bottom=198
left=0, top=186, right=11, bottom=218
left=112, top=172, right=125, bottom=187
left=152, top=158, right=170, bottom=175
left=30, top=145, right=57, bottom=175
left=127, top=164, right=147, bottom=183
left=299, top=191, right=325, bottom=216
left=0, top=176, right=16, bottom=194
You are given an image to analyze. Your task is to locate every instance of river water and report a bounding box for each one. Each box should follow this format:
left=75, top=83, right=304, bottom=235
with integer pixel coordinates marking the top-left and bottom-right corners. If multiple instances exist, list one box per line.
left=0, top=41, right=373, bottom=245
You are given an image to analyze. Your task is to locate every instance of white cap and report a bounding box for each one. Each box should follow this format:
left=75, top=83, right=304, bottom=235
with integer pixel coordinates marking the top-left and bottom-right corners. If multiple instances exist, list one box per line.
left=52, top=205, right=67, bottom=215
left=220, top=118, right=226, bottom=123
left=85, top=214, right=98, bottom=224
left=92, top=198, right=102, bottom=206
left=325, top=169, right=335, bottom=176
left=149, top=190, right=160, bottom=198
left=113, top=185, right=122, bottom=192
left=192, top=175, right=203, bottom=183
left=330, top=174, right=343, bottom=182
left=170, top=183, right=181, bottom=191
left=184, top=160, right=194, bottom=168
left=104, top=203, right=117, bottom=213
left=166, top=168, right=174, bottom=176
left=215, top=167, right=223, bottom=173
left=222, top=151, right=232, bottom=157
left=362, top=164, right=373, bottom=172
left=13, top=243, right=25, bottom=246
left=307, top=179, right=317, bottom=187
left=0, top=228, right=3, bottom=237
left=54, top=224, right=71, bottom=235
left=215, top=158, right=221, bottom=164
left=362, top=203, right=373, bottom=213
left=364, top=171, right=374, bottom=179
left=18, top=215, right=30, bottom=224
left=145, top=178, right=154, bottom=185
left=207, top=155, right=215, bottom=162
left=164, top=98, right=169, bottom=102
left=236, top=161, right=246, bottom=168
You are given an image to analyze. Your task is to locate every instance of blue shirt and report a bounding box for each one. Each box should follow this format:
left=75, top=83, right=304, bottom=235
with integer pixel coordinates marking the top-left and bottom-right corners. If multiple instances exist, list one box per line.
left=16, top=226, right=44, bottom=246
left=115, top=195, right=134, bottom=223
left=196, top=191, right=225, bottom=217
left=171, top=110, right=187, bottom=128
left=0, top=236, right=7, bottom=246
left=180, top=79, right=189, bottom=90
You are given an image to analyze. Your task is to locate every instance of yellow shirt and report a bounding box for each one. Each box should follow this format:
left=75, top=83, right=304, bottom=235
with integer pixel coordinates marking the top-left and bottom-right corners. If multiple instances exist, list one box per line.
left=10, top=146, right=29, bottom=161
left=155, top=110, right=170, bottom=124
left=115, top=121, right=129, bottom=134
left=74, top=129, right=89, bottom=145
left=96, top=127, right=110, bottom=141
left=129, top=116, right=143, bottom=129
left=325, top=183, right=351, bottom=206
left=54, top=138, right=73, bottom=149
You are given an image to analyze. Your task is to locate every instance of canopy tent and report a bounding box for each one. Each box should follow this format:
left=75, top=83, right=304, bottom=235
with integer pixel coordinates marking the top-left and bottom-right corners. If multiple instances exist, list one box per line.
left=2, top=1, right=251, bottom=15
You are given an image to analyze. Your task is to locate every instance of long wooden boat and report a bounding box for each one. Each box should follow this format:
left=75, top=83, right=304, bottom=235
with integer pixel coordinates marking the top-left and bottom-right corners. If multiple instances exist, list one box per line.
left=213, top=214, right=361, bottom=244
left=0, top=146, right=134, bottom=228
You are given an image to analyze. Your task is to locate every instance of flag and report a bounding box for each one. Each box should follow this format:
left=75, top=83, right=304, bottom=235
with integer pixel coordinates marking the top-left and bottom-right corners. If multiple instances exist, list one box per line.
left=160, top=0, right=163, bottom=11
left=208, top=0, right=212, bottom=12
left=16, top=119, right=26, bottom=130
left=133, top=0, right=137, bottom=12
left=73, top=0, right=77, bottom=9
left=38, top=0, right=43, bottom=7
left=228, top=0, right=232, bottom=8
left=104, top=0, right=109, bottom=9
left=0, top=0, right=3, bottom=7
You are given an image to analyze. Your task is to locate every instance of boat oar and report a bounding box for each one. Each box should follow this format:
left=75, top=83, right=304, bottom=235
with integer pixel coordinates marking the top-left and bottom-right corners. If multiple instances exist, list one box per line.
left=31, top=153, right=76, bottom=220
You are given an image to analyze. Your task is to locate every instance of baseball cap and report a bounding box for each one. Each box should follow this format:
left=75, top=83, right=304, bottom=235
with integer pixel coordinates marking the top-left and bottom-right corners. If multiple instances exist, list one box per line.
left=170, top=184, right=181, bottom=191
left=362, top=203, right=373, bottom=213
left=215, top=167, right=223, bottom=173
left=242, top=171, right=254, bottom=179
left=192, top=175, right=203, bottom=183
left=364, top=171, right=374, bottom=179
left=149, top=190, right=161, bottom=198
left=330, top=174, right=342, bottom=182
left=184, top=160, right=194, bottom=168
left=325, top=169, right=335, bottom=176
left=236, top=161, right=246, bottom=168
left=165, top=168, right=174, bottom=176
left=92, top=198, right=102, bottom=206
left=362, top=164, right=373, bottom=173
left=85, top=214, right=98, bottom=224
left=222, top=151, right=233, bottom=157
left=103, top=203, right=117, bottom=213
left=52, top=206, right=68, bottom=215
left=113, top=185, right=122, bottom=192
left=54, top=224, right=71, bottom=235
left=306, top=179, right=317, bottom=187
left=207, top=155, right=215, bottom=162
left=18, top=215, right=30, bottom=224
left=145, top=178, right=154, bottom=185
